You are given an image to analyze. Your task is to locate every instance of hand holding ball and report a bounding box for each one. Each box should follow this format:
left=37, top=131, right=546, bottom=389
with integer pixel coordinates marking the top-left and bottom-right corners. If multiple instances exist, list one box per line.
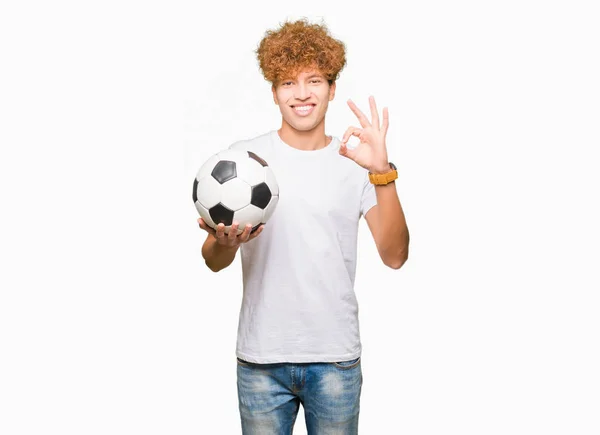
left=193, top=150, right=279, bottom=235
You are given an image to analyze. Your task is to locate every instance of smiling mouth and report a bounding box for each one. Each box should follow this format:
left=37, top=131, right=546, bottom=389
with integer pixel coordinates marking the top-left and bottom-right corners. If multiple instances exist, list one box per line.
left=291, top=104, right=316, bottom=116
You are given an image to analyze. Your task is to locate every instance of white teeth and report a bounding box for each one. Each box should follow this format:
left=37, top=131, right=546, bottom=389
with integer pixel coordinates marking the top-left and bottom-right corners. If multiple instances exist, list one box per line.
left=294, top=105, right=313, bottom=110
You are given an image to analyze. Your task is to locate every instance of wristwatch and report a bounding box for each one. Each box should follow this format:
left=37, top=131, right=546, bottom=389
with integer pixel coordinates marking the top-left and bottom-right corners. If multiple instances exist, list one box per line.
left=368, top=162, right=398, bottom=185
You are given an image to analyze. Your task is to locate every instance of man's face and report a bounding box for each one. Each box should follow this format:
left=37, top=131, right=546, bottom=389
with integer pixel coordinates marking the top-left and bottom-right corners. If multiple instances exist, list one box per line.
left=272, top=69, right=336, bottom=132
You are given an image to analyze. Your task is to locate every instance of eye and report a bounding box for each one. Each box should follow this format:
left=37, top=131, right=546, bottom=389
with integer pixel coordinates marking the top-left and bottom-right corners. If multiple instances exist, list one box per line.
left=310, top=79, right=322, bottom=84
left=282, top=81, right=292, bottom=86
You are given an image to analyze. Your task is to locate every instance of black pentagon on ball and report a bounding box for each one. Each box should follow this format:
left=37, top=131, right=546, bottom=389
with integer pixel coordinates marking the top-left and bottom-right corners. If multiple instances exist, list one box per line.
left=192, top=178, right=198, bottom=203
left=248, top=151, right=268, bottom=167
left=251, top=182, right=272, bottom=209
left=211, top=160, right=236, bottom=184
left=209, top=203, right=235, bottom=226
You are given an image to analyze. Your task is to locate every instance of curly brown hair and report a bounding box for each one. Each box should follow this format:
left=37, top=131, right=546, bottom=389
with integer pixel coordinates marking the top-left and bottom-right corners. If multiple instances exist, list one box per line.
left=255, top=18, right=347, bottom=86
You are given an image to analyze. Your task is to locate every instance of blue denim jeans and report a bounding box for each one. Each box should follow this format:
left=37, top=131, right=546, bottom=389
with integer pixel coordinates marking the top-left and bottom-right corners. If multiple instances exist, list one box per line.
left=236, top=356, right=363, bottom=434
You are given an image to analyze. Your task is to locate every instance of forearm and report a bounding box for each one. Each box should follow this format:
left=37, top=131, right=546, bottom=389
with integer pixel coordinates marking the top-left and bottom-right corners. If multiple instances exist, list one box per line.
left=202, top=235, right=240, bottom=272
left=375, top=182, right=409, bottom=268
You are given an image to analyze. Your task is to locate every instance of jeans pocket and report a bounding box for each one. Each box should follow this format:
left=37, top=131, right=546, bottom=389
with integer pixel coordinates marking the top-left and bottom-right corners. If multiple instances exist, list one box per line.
left=332, top=356, right=361, bottom=369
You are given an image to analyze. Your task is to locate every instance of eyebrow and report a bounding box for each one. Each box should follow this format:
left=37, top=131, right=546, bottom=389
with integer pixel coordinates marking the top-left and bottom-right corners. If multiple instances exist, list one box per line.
left=280, top=74, right=324, bottom=82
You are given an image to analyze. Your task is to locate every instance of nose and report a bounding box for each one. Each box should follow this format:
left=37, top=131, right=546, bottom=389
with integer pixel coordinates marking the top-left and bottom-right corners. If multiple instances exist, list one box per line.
left=294, top=82, right=311, bottom=101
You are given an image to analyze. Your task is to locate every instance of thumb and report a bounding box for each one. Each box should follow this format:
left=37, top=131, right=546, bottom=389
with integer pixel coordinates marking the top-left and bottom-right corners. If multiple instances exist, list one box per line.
left=339, top=142, right=357, bottom=160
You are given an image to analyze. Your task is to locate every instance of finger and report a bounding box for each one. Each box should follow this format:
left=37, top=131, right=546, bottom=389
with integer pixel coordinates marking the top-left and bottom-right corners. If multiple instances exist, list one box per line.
left=347, top=99, right=370, bottom=128
left=339, top=140, right=357, bottom=160
left=369, top=96, right=380, bottom=129
left=198, top=218, right=216, bottom=235
left=215, top=223, right=226, bottom=240
left=382, top=107, right=389, bottom=136
left=239, top=223, right=252, bottom=242
left=228, top=222, right=239, bottom=240
left=342, top=126, right=362, bottom=144
left=249, top=224, right=265, bottom=240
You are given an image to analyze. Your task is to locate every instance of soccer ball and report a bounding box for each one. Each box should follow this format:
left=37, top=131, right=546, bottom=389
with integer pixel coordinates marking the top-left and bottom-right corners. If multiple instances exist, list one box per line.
left=193, top=149, right=279, bottom=235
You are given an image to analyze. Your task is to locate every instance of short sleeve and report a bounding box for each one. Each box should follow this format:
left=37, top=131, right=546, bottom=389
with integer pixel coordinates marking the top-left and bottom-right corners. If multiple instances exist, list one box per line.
left=360, top=170, right=378, bottom=218
left=228, top=140, right=248, bottom=151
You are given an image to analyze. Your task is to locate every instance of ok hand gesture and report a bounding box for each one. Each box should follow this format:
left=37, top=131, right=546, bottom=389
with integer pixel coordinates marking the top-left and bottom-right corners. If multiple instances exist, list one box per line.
left=340, top=96, right=391, bottom=174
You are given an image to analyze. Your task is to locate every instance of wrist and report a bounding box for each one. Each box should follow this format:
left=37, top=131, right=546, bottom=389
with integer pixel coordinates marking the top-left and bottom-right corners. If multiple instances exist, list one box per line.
left=369, top=159, right=391, bottom=174
left=368, top=161, right=396, bottom=174
left=370, top=166, right=391, bottom=174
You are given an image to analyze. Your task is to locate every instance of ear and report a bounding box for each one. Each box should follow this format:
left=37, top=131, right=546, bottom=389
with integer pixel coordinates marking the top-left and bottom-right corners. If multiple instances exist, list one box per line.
left=272, top=84, right=279, bottom=105
left=329, top=81, right=336, bottom=101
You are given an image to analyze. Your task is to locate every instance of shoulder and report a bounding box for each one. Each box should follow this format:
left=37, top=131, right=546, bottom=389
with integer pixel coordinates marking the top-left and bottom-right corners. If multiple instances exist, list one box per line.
left=228, top=131, right=274, bottom=152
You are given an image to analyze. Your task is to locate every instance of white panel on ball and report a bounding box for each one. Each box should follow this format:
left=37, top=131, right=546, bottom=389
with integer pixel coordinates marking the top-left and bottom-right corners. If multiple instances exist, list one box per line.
left=219, top=178, right=252, bottom=211
left=215, top=149, right=244, bottom=163
left=195, top=154, right=220, bottom=180
left=235, top=156, right=266, bottom=186
left=264, top=167, right=279, bottom=196
left=231, top=204, right=264, bottom=234
left=196, top=176, right=222, bottom=209
left=263, top=195, right=279, bottom=222
left=195, top=202, right=217, bottom=228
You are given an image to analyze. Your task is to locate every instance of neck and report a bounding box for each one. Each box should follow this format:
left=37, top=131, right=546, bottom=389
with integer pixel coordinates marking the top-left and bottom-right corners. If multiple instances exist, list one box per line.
left=278, top=120, right=331, bottom=151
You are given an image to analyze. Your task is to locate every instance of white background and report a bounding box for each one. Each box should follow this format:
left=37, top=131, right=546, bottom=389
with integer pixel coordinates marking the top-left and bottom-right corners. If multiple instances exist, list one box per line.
left=1, top=0, right=599, bottom=434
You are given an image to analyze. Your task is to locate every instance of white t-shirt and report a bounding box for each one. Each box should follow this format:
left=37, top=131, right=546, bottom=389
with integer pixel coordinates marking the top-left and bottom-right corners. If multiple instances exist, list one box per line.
left=229, top=130, right=377, bottom=364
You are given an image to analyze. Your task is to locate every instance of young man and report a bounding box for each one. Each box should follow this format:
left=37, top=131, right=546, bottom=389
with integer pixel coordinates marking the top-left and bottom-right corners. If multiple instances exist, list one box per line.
left=197, top=18, right=409, bottom=434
